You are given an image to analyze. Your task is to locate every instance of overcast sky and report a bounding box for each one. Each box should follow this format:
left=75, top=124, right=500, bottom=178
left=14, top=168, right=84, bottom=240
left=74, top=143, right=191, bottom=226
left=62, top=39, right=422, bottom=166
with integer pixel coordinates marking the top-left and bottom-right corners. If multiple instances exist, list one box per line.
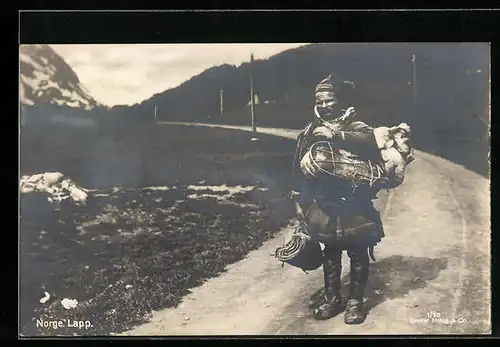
left=51, top=44, right=308, bottom=107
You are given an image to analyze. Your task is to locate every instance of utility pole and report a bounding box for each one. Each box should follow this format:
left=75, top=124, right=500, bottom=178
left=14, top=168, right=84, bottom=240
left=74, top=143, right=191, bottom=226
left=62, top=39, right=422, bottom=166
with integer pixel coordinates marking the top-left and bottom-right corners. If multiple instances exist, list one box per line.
left=220, top=88, right=224, bottom=116
left=250, top=53, right=256, bottom=133
left=154, top=105, right=157, bottom=121
left=410, top=54, right=418, bottom=126
left=412, top=54, right=417, bottom=105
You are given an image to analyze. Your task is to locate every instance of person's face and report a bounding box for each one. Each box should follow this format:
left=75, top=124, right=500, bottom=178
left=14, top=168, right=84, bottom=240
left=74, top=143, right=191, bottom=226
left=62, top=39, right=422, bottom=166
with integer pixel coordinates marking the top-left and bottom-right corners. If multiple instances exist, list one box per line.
left=315, top=91, right=338, bottom=117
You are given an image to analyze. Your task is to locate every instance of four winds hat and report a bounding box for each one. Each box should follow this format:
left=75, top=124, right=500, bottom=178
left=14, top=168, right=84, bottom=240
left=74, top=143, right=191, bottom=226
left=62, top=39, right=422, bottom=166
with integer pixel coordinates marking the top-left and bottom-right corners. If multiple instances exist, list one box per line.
left=315, top=74, right=356, bottom=94
left=315, top=74, right=335, bottom=94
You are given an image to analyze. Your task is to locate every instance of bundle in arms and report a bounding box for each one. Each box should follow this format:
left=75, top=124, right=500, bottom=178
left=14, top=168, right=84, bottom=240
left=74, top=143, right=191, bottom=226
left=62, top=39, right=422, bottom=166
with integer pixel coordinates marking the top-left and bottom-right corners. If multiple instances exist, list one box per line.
left=300, top=140, right=388, bottom=188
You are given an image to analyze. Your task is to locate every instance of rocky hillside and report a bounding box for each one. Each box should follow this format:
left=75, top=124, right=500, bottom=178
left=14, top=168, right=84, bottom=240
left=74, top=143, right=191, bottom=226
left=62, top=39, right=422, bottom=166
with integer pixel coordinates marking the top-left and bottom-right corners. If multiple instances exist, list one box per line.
left=19, top=44, right=105, bottom=110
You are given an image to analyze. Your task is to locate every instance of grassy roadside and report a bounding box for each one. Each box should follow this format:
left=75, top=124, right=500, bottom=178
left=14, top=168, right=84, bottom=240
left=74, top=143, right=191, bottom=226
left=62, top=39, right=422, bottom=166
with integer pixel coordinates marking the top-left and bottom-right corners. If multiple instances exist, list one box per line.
left=20, top=124, right=297, bottom=336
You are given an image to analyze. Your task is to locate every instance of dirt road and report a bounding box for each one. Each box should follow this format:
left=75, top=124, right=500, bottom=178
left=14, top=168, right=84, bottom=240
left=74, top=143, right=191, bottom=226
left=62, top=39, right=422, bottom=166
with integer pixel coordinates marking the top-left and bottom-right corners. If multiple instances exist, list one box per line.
left=121, top=122, right=490, bottom=336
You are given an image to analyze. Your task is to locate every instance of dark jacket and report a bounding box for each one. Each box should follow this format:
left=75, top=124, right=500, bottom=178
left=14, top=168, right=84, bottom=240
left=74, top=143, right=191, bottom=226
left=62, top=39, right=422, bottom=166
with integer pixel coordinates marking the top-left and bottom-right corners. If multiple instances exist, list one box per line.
left=291, top=116, right=386, bottom=247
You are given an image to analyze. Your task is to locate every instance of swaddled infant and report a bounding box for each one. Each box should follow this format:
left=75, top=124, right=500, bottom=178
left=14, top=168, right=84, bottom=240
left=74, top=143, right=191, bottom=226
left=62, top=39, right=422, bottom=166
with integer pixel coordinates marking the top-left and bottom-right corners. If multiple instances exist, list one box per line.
left=373, top=123, right=414, bottom=183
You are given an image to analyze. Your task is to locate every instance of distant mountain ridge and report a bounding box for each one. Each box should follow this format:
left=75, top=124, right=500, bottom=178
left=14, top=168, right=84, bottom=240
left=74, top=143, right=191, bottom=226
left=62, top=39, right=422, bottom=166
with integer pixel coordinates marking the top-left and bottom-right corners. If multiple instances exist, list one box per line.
left=131, top=43, right=488, bottom=128
left=20, top=44, right=105, bottom=110
left=126, top=42, right=489, bottom=177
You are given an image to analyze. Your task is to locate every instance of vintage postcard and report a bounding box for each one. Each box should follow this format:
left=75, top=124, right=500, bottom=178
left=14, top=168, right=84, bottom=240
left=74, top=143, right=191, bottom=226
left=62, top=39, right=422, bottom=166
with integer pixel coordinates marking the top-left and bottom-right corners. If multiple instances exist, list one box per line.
left=19, top=42, right=490, bottom=336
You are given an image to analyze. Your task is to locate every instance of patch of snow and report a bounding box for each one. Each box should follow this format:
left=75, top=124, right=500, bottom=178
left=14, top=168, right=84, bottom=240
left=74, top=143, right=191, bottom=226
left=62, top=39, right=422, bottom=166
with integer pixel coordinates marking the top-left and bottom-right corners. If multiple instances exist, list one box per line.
left=39, top=291, right=51, bottom=304
left=20, top=45, right=104, bottom=109
left=187, top=184, right=255, bottom=194
left=20, top=53, right=45, bottom=71
left=39, top=80, right=59, bottom=90
left=20, top=172, right=88, bottom=205
left=60, top=88, right=73, bottom=98
left=143, top=186, right=176, bottom=191
left=61, top=298, right=78, bottom=310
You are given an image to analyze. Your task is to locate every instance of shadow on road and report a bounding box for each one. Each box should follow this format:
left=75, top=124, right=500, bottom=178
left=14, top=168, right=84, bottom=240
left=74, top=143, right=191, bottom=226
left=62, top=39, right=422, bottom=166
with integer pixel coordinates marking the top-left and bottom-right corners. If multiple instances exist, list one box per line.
left=309, top=255, right=448, bottom=313
left=364, top=255, right=448, bottom=311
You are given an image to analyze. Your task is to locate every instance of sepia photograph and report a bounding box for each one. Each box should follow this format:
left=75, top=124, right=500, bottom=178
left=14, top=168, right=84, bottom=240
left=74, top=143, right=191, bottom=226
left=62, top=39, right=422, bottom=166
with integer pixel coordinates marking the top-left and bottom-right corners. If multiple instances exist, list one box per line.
left=19, top=42, right=490, bottom=336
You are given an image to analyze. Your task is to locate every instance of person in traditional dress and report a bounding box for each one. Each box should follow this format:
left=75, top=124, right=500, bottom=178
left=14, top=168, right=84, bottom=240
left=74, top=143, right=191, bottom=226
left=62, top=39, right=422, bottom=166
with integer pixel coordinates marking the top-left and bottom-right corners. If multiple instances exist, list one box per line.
left=290, top=74, right=392, bottom=324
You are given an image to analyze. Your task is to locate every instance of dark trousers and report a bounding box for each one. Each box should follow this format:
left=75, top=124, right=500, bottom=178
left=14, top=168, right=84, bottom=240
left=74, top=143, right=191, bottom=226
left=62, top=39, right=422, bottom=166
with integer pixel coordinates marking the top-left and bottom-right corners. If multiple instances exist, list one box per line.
left=322, top=242, right=369, bottom=301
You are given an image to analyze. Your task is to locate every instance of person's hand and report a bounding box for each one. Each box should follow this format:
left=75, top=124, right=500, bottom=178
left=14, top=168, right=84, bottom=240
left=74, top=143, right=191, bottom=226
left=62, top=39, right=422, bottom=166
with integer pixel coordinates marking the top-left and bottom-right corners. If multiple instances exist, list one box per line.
left=345, top=106, right=356, bottom=115
left=312, top=126, right=336, bottom=139
left=289, top=190, right=301, bottom=200
left=339, top=106, right=356, bottom=121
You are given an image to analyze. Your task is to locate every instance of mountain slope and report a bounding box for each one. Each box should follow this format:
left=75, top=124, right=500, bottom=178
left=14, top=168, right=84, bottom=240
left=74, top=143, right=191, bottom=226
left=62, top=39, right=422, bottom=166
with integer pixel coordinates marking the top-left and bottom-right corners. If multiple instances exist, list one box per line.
left=138, top=43, right=488, bottom=125
left=19, top=44, right=105, bottom=110
left=135, top=43, right=489, bottom=177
